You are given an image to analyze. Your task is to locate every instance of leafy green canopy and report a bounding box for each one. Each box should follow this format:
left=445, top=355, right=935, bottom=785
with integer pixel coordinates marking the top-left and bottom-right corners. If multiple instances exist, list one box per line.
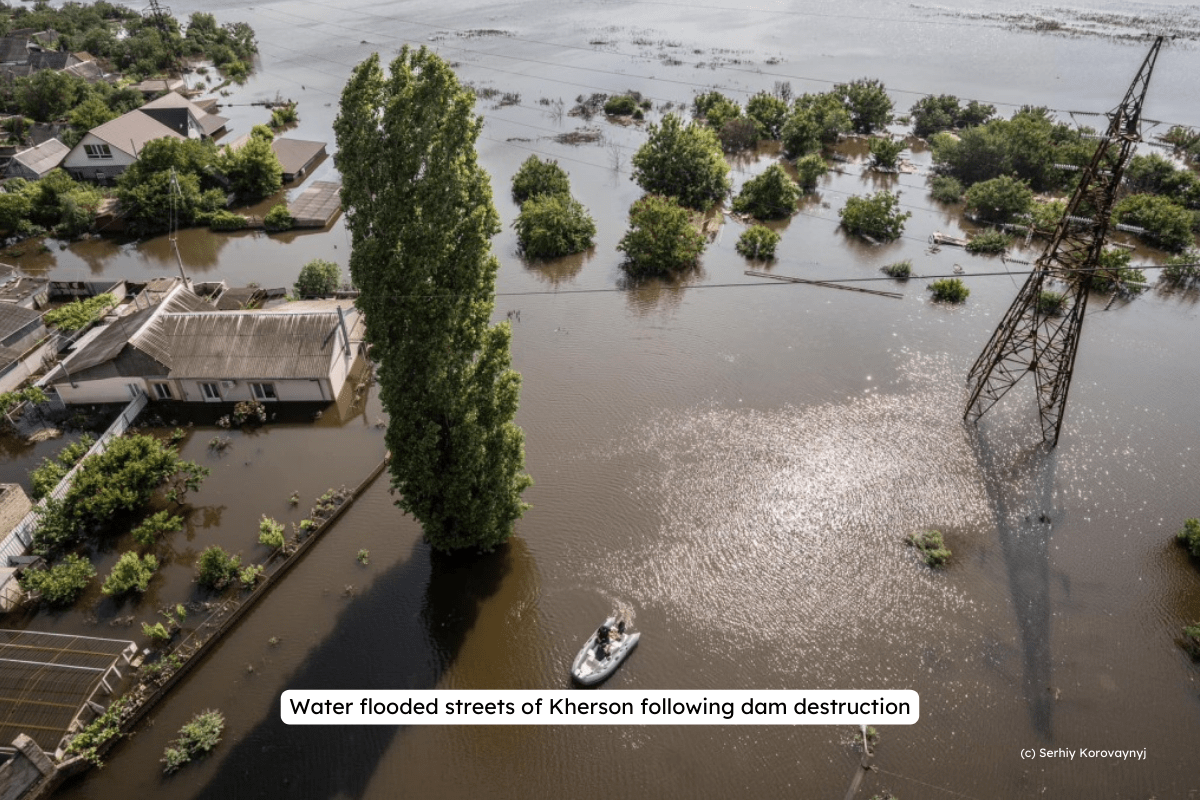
left=838, top=190, right=911, bottom=242
left=514, top=193, right=596, bottom=259
left=44, top=293, right=115, bottom=331
left=964, top=175, right=1033, bottom=223
left=631, top=113, right=730, bottom=211
left=735, top=225, right=780, bottom=260
left=294, top=259, right=342, bottom=298
left=511, top=156, right=570, bottom=203
left=335, top=48, right=531, bottom=552
left=617, top=194, right=705, bottom=277
left=219, top=135, right=283, bottom=201
left=731, top=164, right=801, bottom=220
left=116, top=139, right=226, bottom=236
left=909, top=95, right=995, bottom=138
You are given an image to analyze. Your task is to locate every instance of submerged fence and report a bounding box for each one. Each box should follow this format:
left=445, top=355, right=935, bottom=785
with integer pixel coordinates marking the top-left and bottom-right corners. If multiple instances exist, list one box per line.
left=0, top=392, right=148, bottom=565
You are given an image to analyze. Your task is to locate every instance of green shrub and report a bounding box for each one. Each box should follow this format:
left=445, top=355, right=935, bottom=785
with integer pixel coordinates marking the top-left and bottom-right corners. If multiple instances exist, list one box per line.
left=631, top=114, right=730, bottom=210
left=264, top=203, right=293, bottom=231
left=196, top=545, right=241, bottom=589
left=793, top=153, right=827, bottom=191
left=1089, top=248, right=1147, bottom=294
left=132, top=511, right=184, bottom=547
left=29, top=434, right=94, bottom=500
left=928, top=278, right=969, bottom=303
left=839, top=191, right=910, bottom=241
left=269, top=103, right=298, bottom=128
left=882, top=260, right=912, bottom=278
left=1162, top=249, right=1200, bottom=284
left=142, top=621, right=172, bottom=642
left=206, top=210, right=247, bottom=231
left=511, top=156, right=570, bottom=203
left=44, top=294, right=116, bottom=331
left=1113, top=193, right=1195, bottom=252
left=868, top=137, right=905, bottom=170
left=617, top=195, right=705, bottom=277
left=910, top=94, right=995, bottom=138
left=19, top=554, right=95, bottom=606
left=717, top=117, right=759, bottom=152
left=1185, top=624, right=1200, bottom=659
left=731, top=165, right=801, bottom=219
left=1036, top=290, right=1067, bottom=316
left=965, top=230, right=1011, bottom=254
left=218, top=133, right=282, bottom=201
left=239, top=564, right=264, bottom=587
left=65, top=696, right=132, bottom=767
left=294, top=258, right=342, bottom=297
left=101, top=551, right=158, bottom=595
left=964, top=175, right=1033, bottom=223
left=835, top=77, right=893, bottom=135
left=604, top=95, right=638, bottom=116
left=1177, top=518, right=1200, bottom=558
left=162, top=709, right=224, bottom=774
left=745, top=92, right=788, bottom=139
left=929, top=175, right=963, bottom=204
left=258, top=516, right=285, bottom=550
left=782, top=92, right=851, bottom=157
left=357, top=549, right=370, bottom=565
left=906, top=530, right=951, bottom=567
left=735, top=225, right=780, bottom=260
left=514, top=193, right=596, bottom=258
left=693, top=91, right=741, bottom=129
left=1029, top=199, right=1066, bottom=233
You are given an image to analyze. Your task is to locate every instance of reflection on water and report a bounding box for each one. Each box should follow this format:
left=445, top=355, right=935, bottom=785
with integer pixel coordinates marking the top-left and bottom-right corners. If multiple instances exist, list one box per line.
left=590, top=352, right=987, bottom=680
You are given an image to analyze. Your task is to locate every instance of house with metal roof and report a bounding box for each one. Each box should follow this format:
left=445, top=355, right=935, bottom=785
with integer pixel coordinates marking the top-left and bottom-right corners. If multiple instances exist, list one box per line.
left=45, top=283, right=364, bottom=405
left=3, top=139, right=69, bottom=181
left=61, top=97, right=228, bottom=183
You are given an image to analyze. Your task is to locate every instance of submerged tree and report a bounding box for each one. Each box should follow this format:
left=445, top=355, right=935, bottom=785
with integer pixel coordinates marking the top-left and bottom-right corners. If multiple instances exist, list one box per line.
left=335, top=48, right=532, bottom=552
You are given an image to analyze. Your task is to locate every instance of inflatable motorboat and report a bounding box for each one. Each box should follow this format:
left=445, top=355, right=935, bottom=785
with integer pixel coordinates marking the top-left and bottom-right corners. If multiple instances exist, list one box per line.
left=571, top=615, right=639, bottom=686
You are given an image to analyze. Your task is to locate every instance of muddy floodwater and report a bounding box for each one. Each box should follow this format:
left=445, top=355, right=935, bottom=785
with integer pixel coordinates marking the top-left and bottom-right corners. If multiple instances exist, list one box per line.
left=22, top=0, right=1200, bottom=797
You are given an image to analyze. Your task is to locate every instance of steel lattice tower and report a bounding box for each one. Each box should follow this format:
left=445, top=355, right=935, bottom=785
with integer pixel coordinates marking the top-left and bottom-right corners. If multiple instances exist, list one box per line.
left=963, top=36, right=1164, bottom=446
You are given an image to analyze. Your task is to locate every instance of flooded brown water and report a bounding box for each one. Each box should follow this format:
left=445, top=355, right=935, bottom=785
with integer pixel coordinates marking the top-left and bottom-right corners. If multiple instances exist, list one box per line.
left=13, top=0, right=1200, bottom=797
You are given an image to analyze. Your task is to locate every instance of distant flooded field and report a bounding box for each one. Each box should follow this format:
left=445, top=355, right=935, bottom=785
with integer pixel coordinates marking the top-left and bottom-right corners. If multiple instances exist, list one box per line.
left=20, top=0, right=1200, bottom=798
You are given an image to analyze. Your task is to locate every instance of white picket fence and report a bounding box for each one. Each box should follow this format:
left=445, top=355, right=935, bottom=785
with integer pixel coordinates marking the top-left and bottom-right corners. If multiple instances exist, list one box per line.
left=0, top=392, right=149, bottom=565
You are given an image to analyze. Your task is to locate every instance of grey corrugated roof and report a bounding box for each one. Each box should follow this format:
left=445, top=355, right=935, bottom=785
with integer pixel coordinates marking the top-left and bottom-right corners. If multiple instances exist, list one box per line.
left=127, top=287, right=215, bottom=365
left=10, top=139, right=68, bottom=176
left=0, top=303, right=41, bottom=340
left=160, top=311, right=348, bottom=379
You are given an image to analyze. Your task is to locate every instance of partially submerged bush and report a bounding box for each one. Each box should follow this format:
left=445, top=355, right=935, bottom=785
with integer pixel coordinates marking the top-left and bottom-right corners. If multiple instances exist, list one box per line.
left=162, top=709, right=225, bottom=774
left=44, top=294, right=116, bottom=331
left=1113, top=193, right=1195, bottom=252
left=19, top=554, right=95, bottom=606
left=514, top=193, right=596, bottom=259
left=839, top=191, right=910, bottom=242
left=196, top=545, right=241, bottom=590
left=1089, top=248, right=1147, bottom=294
left=930, top=175, right=963, bottom=204
left=30, top=435, right=94, bottom=500
left=264, top=203, right=293, bottom=232
left=511, top=156, right=570, bottom=203
left=906, top=530, right=951, bottom=567
left=631, top=114, right=730, bottom=210
left=965, top=230, right=1011, bottom=254
left=928, top=277, right=969, bottom=303
left=132, top=511, right=184, bottom=547
left=964, top=175, right=1033, bottom=223
left=868, top=137, right=905, bottom=170
left=101, top=551, right=158, bottom=596
left=617, top=195, right=705, bottom=277
left=745, top=91, right=788, bottom=139
left=293, top=258, right=342, bottom=298
left=731, top=164, right=801, bottom=220
left=1162, top=250, right=1200, bottom=284
left=882, top=260, right=912, bottom=278
left=65, top=696, right=132, bottom=767
left=259, top=516, right=285, bottom=550
left=1177, top=517, right=1200, bottom=558
left=735, top=225, right=780, bottom=260
left=793, top=154, right=827, bottom=191
left=1036, top=290, right=1067, bottom=316
left=603, top=95, right=638, bottom=116
left=207, top=210, right=247, bottom=231
left=1185, top=624, right=1200, bottom=659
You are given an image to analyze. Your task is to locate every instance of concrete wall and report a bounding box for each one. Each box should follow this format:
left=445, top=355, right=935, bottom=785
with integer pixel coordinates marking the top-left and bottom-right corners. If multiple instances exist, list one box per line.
left=0, top=735, right=55, bottom=800
left=55, top=376, right=142, bottom=405
left=0, top=337, right=55, bottom=395
left=167, top=377, right=331, bottom=403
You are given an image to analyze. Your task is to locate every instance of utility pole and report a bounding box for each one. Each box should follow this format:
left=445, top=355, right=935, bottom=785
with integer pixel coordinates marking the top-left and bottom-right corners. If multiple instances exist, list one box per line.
left=963, top=36, right=1165, bottom=446
left=143, top=0, right=181, bottom=72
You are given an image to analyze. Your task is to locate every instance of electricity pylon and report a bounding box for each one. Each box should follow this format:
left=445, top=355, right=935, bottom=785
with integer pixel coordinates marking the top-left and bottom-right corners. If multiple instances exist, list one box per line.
left=963, top=36, right=1164, bottom=446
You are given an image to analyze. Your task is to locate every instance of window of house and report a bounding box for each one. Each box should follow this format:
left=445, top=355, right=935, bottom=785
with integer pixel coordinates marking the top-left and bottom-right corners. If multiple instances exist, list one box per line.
left=250, top=382, right=278, bottom=401
left=199, top=382, right=220, bottom=400
left=152, top=383, right=172, bottom=400
left=83, top=144, right=113, bottom=159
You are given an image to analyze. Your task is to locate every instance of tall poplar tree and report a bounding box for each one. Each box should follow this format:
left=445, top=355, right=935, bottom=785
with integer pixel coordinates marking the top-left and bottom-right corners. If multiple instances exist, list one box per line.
left=334, top=48, right=532, bottom=552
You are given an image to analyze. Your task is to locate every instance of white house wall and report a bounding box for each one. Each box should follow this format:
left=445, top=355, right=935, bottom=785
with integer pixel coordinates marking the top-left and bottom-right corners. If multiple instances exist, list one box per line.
left=62, top=133, right=137, bottom=182
left=164, top=378, right=331, bottom=403
left=56, top=376, right=145, bottom=405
